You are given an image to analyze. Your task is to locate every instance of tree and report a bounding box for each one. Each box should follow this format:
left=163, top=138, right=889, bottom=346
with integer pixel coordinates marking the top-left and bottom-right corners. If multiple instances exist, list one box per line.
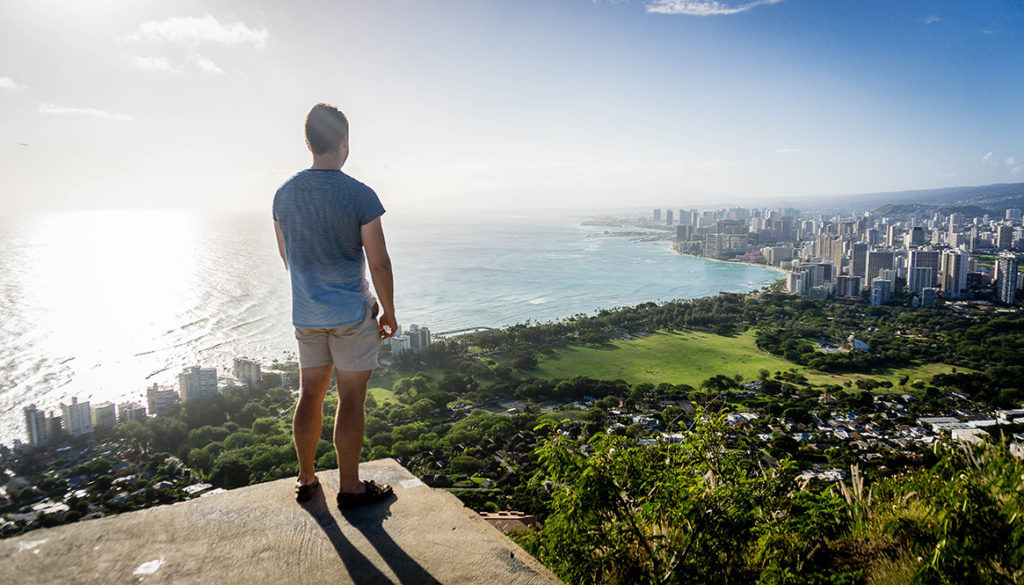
left=188, top=449, right=215, bottom=475
left=412, top=398, right=435, bottom=418
left=518, top=411, right=835, bottom=585
left=252, top=417, right=278, bottom=436
left=210, top=454, right=250, bottom=489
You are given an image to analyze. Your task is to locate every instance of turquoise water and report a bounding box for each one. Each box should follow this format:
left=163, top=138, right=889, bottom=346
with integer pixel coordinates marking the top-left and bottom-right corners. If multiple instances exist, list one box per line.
left=0, top=209, right=781, bottom=445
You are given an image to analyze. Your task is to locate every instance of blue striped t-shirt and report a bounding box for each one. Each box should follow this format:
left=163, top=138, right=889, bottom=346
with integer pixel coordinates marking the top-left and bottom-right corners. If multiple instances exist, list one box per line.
left=273, top=169, right=385, bottom=328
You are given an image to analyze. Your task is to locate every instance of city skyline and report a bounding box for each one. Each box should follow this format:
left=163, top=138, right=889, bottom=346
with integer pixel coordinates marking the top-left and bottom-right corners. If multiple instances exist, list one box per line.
left=1, top=0, right=1022, bottom=214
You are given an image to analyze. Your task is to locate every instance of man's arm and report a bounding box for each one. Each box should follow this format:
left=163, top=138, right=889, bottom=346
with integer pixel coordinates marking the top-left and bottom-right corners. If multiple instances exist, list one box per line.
left=274, top=220, right=288, bottom=270
left=361, top=216, right=397, bottom=340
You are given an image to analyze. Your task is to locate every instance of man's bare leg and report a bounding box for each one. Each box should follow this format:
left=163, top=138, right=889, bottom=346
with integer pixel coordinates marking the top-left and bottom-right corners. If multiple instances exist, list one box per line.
left=334, top=368, right=373, bottom=494
left=293, top=364, right=333, bottom=487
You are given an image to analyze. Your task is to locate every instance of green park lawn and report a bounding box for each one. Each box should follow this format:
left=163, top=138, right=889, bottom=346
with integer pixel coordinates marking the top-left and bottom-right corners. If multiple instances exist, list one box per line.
left=534, top=329, right=964, bottom=388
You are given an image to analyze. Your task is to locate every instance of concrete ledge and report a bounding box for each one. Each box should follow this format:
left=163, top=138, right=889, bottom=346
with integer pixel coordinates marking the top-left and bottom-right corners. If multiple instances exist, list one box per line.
left=1, top=459, right=562, bottom=585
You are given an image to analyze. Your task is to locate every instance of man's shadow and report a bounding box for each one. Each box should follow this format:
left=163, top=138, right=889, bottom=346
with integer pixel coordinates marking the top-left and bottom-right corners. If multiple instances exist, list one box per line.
left=300, top=488, right=440, bottom=585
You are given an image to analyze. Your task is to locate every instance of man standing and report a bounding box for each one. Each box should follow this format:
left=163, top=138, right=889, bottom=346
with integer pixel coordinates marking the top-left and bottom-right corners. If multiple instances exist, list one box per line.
left=273, top=103, right=397, bottom=507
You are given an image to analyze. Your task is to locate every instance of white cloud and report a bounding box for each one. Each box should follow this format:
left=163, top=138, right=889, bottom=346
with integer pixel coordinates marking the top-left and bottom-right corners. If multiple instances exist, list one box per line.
left=646, top=0, right=783, bottom=16
left=776, top=148, right=801, bottom=154
left=122, top=14, right=267, bottom=48
left=982, top=152, right=995, bottom=165
left=1005, top=156, right=1018, bottom=166
left=38, top=103, right=134, bottom=121
left=1012, top=166, right=1024, bottom=176
left=0, top=76, right=27, bottom=90
left=923, top=15, right=940, bottom=24
left=129, top=55, right=182, bottom=73
left=981, top=29, right=996, bottom=35
left=190, top=54, right=224, bottom=74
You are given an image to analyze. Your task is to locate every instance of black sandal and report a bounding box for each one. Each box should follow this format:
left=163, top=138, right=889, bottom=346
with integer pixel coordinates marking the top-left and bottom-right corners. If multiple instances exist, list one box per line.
left=295, top=476, right=321, bottom=502
left=336, top=480, right=393, bottom=509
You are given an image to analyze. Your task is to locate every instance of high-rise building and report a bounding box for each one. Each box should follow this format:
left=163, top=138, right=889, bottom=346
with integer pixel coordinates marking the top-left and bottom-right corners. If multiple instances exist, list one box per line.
left=850, top=243, right=868, bottom=278
left=865, top=228, right=880, bottom=247
left=118, top=402, right=148, bottom=423
left=1006, top=208, right=1022, bottom=222
left=787, top=272, right=805, bottom=296
left=941, top=248, right=969, bottom=299
left=61, top=397, right=93, bottom=437
left=909, top=249, right=941, bottom=287
left=905, top=226, right=926, bottom=248
left=179, top=366, right=218, bottom=402
left=886, top=225, right=900, bottom=247
left=389, top=334, right=412, bottom=355
left=45, top=413, right=62, bottom=443
left=653, top=209, right=661, bottom=223
left=870, top=279, right=892, bottom=306
left=705, top=232, right=748, bottom=259
left=835, top=275, right=862, bottom=299
left=997, top=256, right=1019, bottom=305
left=866, top=250, right=895, bottom=288
left=147, top=383, right=180, bottom=417
left=908, top=266, right=933, bottom=295
left=763, top=245, right=794, bottom=266
left=232, top=358, right=262, bottom=392
left=828, top=238, right=845, bottom=273
left=407, top=324, right=432, bottom=353
left=90, top=402, right=117, bottom=431
left=921, top=287, right=938, bottom=307
left=665, top=209, right=674, bottom=226
left=679, top=209, right=696, bottom=227
left=24, top=404, right=47, bottom=447
left=997, top=225, right=1014, bottom=250
left=879, top=268, right=898, bottom=284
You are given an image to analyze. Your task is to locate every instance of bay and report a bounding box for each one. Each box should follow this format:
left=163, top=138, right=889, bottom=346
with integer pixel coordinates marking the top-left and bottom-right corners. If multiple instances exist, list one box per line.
left=0, top=209, right=782, bottom=446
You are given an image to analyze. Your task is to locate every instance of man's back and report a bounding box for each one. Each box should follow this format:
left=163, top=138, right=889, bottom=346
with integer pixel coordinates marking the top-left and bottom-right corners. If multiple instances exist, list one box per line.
left=273, top=168, right=385, bottom=329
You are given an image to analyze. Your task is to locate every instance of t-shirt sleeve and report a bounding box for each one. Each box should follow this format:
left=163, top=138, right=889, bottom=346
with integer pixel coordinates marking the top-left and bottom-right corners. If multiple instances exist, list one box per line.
left=357, top=186, right=386, bottom=226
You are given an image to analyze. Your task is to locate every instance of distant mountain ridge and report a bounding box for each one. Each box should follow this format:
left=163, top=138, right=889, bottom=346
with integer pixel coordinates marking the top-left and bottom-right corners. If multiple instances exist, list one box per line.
left=793, top=181, right=1024, bottom=215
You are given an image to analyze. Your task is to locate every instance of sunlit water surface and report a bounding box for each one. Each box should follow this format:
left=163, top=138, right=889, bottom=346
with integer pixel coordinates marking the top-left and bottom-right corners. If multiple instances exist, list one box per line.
left=0, top=209, right=782, bottom=445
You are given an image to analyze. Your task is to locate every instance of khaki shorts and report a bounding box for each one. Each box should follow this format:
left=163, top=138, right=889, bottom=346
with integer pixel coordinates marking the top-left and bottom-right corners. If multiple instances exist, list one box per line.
left=295, top=304, right=380, bottom=371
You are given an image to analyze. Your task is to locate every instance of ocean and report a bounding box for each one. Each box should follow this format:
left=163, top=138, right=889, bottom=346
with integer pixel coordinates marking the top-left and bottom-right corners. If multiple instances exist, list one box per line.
left=0, top=209, right=782, bottom=446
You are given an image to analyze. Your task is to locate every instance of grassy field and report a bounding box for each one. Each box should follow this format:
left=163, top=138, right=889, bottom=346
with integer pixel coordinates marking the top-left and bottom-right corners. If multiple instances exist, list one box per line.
left=534, top=329, right=964, bottom=388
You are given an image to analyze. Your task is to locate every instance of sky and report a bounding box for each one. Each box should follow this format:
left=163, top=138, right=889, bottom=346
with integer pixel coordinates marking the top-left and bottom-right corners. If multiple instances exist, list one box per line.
left=0, top=0, right=1022, bottom=214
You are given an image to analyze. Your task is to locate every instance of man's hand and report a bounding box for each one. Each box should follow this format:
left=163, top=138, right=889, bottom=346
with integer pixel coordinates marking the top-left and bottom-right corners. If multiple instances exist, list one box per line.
left=378, top=312, right=398, bottom=340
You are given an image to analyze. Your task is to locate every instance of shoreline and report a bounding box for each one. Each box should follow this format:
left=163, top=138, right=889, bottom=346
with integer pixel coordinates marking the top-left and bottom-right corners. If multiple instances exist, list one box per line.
left=667, top=243, right=789, bottom=277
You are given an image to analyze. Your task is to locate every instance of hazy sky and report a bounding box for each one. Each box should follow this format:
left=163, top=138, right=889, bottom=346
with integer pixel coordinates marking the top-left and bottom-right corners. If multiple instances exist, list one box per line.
left=1, top=0, right=1021, bottom=214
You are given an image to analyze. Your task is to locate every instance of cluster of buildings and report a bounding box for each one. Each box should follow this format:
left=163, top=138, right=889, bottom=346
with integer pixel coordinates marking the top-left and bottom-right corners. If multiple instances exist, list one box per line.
left=21, top=358, right=263, bottom=448
left=653, top=206, right=1023, bottom=306
left=21, top=320, right=437, bottom=448
left=385, top=323, right=432, bottom=357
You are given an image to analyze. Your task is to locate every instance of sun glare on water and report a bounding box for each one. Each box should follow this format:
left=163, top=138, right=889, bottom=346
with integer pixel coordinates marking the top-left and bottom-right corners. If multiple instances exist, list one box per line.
left=17, top=209, right=199, bottom=396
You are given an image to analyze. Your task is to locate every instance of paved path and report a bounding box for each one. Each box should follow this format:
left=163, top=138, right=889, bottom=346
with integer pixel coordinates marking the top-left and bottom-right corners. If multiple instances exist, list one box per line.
left=0, top=459, right=563, bottom=585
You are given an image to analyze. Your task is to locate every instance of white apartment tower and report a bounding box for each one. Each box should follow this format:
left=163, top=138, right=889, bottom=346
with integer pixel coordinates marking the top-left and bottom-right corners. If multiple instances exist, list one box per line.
left=61, top=397, right=94, bottom=436
left=179, top=365, right=218, bottom=402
